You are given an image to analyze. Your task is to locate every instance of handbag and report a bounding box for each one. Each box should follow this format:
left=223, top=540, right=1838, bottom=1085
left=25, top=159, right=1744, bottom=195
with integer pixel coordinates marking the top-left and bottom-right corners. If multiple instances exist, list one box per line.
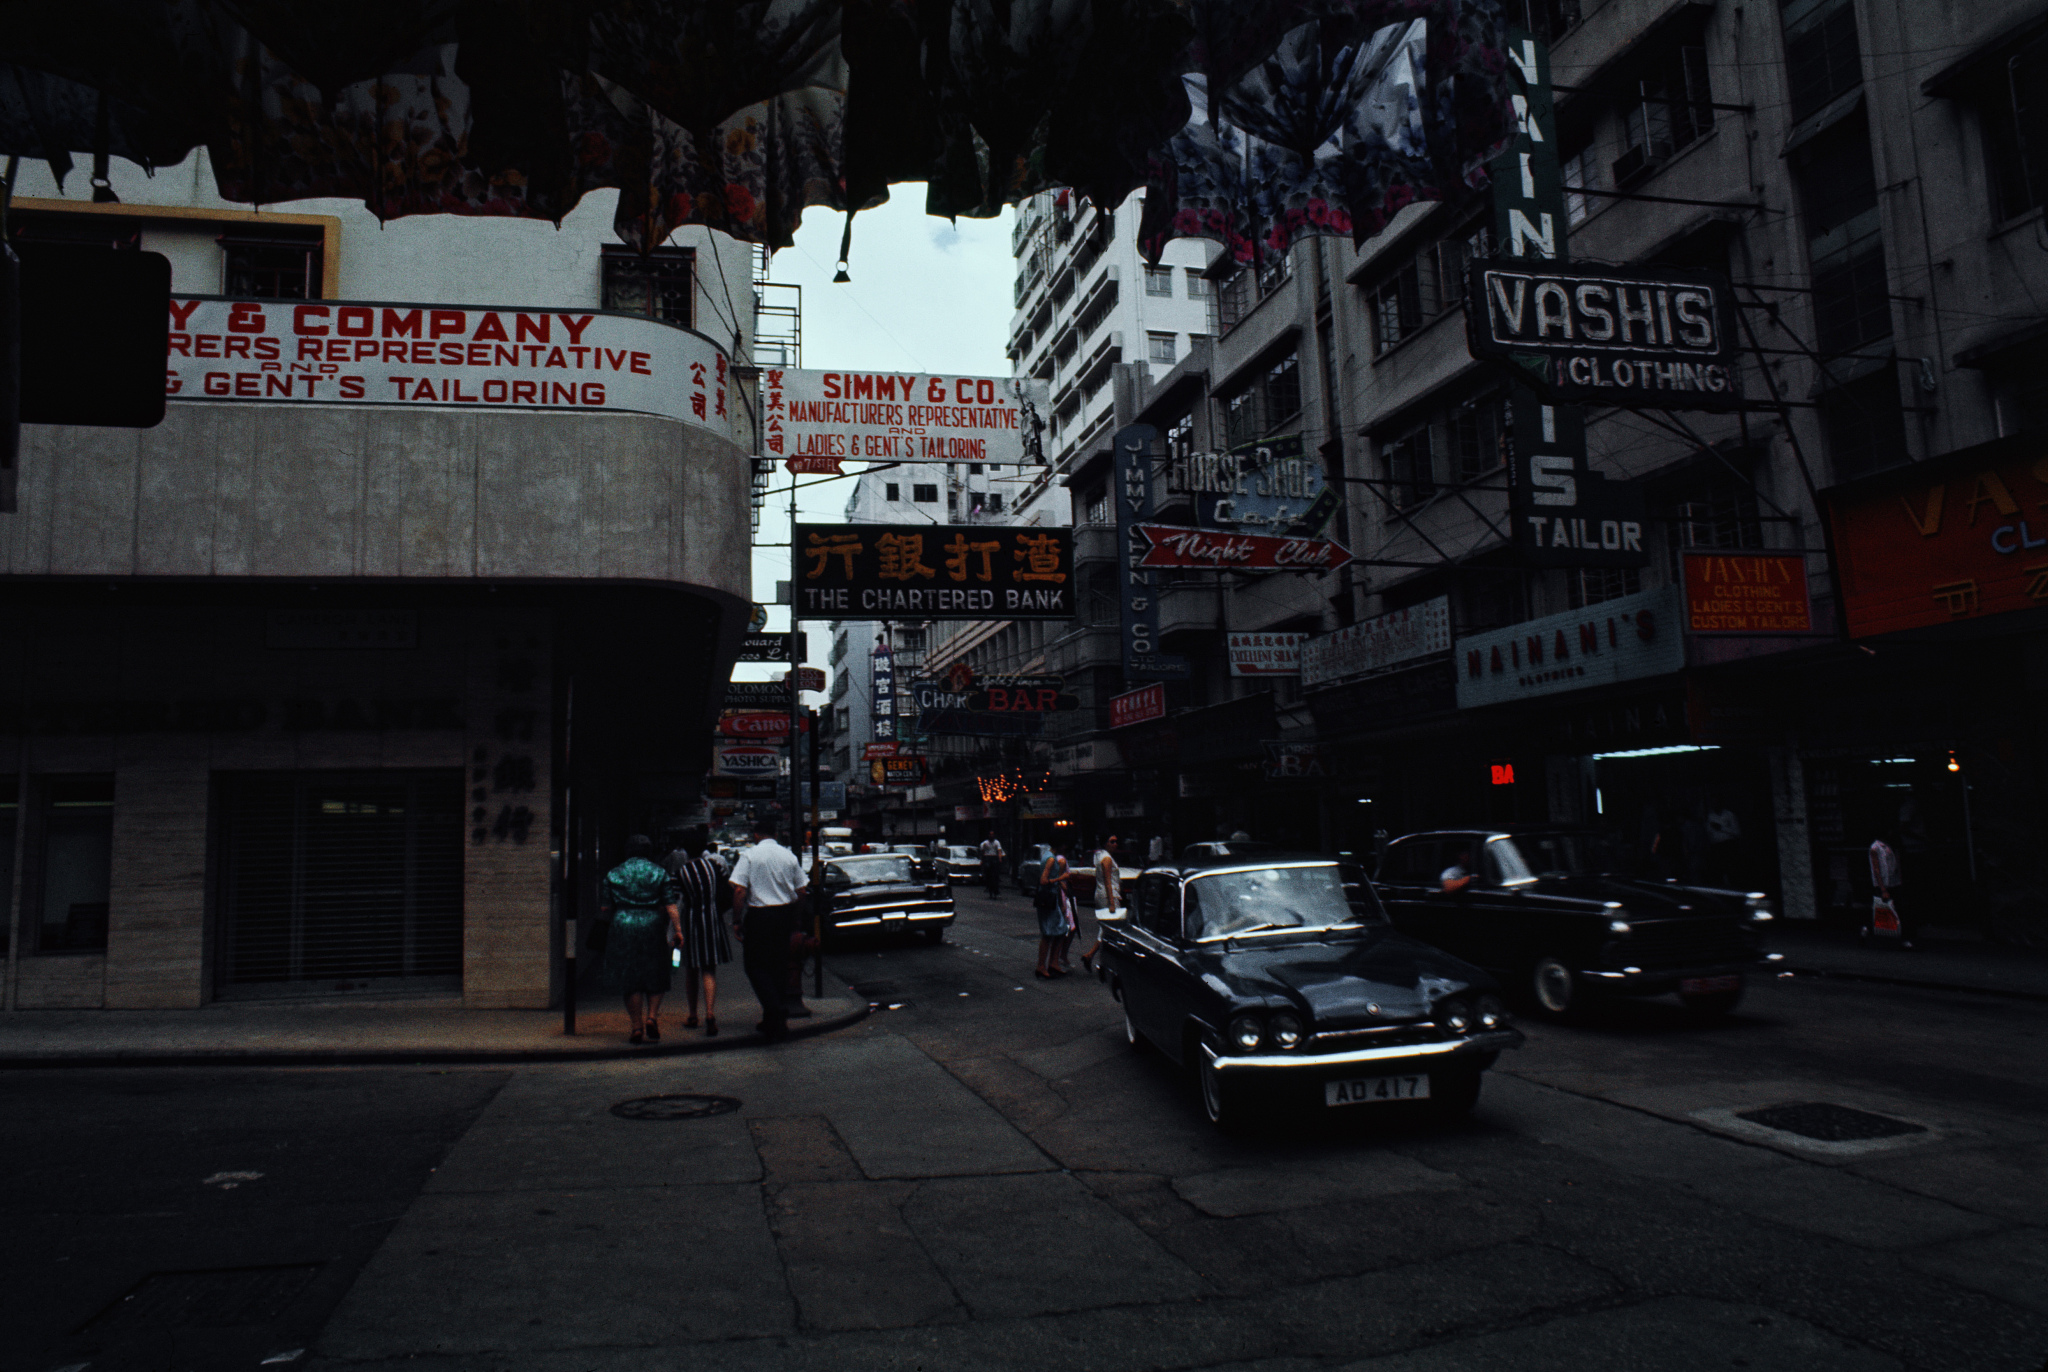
left=1870, top=896, right=1902, bottom=936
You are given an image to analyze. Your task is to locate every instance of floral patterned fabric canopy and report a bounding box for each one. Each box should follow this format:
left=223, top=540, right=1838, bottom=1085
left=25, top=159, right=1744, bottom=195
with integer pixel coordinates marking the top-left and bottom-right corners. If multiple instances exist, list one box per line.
left=0, top=0, right=1516, bottom=257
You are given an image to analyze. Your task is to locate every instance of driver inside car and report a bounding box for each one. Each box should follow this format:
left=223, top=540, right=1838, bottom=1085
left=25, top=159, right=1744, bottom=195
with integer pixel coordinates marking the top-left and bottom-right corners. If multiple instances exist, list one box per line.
left=1440, top=848, right=1476, bottom=893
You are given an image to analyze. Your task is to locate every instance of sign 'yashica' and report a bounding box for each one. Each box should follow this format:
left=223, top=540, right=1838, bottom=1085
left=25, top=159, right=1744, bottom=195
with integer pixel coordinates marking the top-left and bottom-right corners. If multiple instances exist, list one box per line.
left=794, top=523, right=1074, bottom=620
left=1466, top=261, right=1741, bottom=410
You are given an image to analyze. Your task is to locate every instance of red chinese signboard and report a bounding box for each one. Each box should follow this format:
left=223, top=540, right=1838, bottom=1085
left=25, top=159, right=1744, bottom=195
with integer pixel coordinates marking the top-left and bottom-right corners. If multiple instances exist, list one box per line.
left=1135, top=524, right=1353, bottom=572
left=1829, top=437, right=2048, bottom=638
left=861, top=741, right=899, bottom=760
left=1110, top=683, right=1167, bottom=729
left=1680, top=553, right=1812, bottom=634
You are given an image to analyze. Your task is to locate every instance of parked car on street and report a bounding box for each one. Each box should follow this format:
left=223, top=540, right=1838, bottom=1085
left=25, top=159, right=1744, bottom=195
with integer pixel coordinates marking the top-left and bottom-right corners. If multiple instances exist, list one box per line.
left=1181, top=840, right=1280, bottom=862
left=1098, top=853, right=1522, bottom=1129
left=1373, top=829, right=1779, bottom=1018
left=938, top=844, right=981, bottom=883
left=887, top=842, right=944, bottom=882
left=817, top=853, right=955, bottom=944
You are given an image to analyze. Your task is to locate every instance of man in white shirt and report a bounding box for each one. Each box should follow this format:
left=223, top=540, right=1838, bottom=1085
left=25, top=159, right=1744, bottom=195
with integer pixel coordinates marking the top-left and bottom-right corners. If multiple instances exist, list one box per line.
left=730, top=819, right=809, bottom=1039
left=978, top=832, right=1006, bottom=899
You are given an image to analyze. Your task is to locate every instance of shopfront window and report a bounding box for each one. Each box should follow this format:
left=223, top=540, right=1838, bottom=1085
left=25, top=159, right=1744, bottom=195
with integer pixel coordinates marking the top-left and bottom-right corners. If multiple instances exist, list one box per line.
left=33, top=775, right=114, bottom=953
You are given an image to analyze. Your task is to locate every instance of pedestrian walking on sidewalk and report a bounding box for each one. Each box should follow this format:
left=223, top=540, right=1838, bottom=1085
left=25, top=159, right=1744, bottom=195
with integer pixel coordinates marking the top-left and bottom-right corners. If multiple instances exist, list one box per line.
left=730, top=818, right=809, bottom=1041
left=1869, top=832, right=1913, bottom=949
left=979, top=831, right=1006, bottom=899
left=665, top=827, right=731, bottom=1037
left=1034, top=844, right=1077, bottom=979
left=599, top=835, right=681, bottom=1045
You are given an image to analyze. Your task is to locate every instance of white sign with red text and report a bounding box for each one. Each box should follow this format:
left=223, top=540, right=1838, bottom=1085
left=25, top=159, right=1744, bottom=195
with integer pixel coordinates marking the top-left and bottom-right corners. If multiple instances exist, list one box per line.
left=1227, top=631, right=1306, bottom=677
left=164, top=297, right=730, bottom=433
left=768, top=369, right=1050, bottom=465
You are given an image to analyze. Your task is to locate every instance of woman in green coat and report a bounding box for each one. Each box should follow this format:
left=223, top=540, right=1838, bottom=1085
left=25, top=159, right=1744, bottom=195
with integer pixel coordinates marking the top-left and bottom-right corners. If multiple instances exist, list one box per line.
left=599, top=835, right=681, bottom=1044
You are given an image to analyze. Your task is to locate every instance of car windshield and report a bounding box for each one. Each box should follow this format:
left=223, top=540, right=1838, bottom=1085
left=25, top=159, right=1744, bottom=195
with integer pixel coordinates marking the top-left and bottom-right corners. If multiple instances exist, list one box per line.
left=1184, top=863, right=1370, bottom=940
left=1509, top=833, right=1591, bottom=878
left=831, top=856, right=914, bottom=885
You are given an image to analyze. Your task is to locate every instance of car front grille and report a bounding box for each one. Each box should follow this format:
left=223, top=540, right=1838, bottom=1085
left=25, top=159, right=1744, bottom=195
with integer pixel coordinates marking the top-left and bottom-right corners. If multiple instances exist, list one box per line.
left=1308, top=1022, right=1445, bottom=1050
left=1621, top=919, right=1749, bottom=968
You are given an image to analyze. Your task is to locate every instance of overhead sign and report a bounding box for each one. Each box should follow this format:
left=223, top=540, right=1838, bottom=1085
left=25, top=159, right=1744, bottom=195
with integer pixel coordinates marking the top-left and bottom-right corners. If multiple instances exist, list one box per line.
left=1113, top=424, right=1192, bottom=681
left=910, top=673, right=1072, bottom=738
left=1110, top=683, right=1168, bottom=729
left=870, top=755, right=929, bottom=786
left=1227, top=632, right=1306, bottom=676
left=1507, top=400, right=1649, bottom=569
left=794, top=523, right=1074, bottom=619
left=1454, top=586, right=1683, bottom=709
left=719, top=711, right=807, bottom=738
left=1466, top=262, right=1741, bottom=409
left=1828, top=436, right=2048, bottom=637
left=1681, top=553, right=1813, bottom=634
left=861, top=741, right=900, bottom=760
left=1301, top=596, right=1452, bottom=689
left=871, top=644, right=897, bottom=744
left=1263, top=742, right=1332, bottom=779
left=724, top=682, right=792, bottom=709
left=736, top=633, right=805, bottom=663
left=1165, top=433, right=1339, bottom=536
left=767, top=369, right=1050, bottom=465
left=1135, top=525, right=1353, bottom=571
left=713, top=745, right=783, bottom=778
left=784, top=666, right=827, bottom=692
left=165, top=296, right=730, bottom=432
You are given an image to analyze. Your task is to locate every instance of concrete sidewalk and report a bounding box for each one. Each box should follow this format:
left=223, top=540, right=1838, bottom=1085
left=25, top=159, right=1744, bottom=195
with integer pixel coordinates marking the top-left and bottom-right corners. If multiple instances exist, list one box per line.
left=1771, top=919, right=2048, bottom=1000
left=0, top=971, right=868, bottom=1067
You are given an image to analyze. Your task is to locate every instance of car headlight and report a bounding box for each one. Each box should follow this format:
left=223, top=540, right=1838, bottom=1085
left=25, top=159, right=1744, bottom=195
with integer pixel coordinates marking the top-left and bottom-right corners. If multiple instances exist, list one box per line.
left=1227, top=1013, right=1265, bottom=1052
left=1268, top=1011, right=1304, bottom=1050
left=1436, top=997, right=1473, bottom=1033
left=1477, top=994, right=1510, bottom=1030
left=1608, top=918, right=1632, bottom=934
left=1745, top=893, right=1774, bottom=921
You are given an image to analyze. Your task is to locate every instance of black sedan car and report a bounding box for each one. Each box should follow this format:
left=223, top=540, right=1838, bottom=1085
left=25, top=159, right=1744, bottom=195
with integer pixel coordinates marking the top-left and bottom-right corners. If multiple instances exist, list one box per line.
left=817, top=853, right=955, bottom=944
left=1098, top=853, right=1522, bottom=1130
left=1374, top=829, right=1779, bottom=1018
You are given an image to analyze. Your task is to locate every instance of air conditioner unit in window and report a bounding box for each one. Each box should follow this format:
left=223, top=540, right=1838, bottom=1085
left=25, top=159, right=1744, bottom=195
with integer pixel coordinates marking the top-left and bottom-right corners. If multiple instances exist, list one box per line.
left=1611, top=141, right=1669, bottom=188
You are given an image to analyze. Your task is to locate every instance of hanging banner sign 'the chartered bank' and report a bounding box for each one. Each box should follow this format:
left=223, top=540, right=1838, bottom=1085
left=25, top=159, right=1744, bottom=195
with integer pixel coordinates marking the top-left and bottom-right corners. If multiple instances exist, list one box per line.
left=793, top=523, right=1074, bottom=620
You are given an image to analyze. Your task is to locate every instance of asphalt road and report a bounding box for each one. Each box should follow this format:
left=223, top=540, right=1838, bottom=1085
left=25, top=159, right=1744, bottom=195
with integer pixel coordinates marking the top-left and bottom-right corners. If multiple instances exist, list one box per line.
left=4, top=887, right=2045, bottom=1372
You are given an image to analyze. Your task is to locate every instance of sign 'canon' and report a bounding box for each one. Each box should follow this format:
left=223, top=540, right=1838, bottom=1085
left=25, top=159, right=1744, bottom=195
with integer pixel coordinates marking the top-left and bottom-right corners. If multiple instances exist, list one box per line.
left=165, top=296, right=730, bottom=431
left=1465, top=262, right=1741, bottom=409
left=769, top=370, right=1050, bottom=466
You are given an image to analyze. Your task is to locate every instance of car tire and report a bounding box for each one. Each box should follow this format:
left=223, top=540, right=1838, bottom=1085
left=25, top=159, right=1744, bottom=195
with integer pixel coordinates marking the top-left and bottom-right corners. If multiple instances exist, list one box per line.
left=1195, top=1040, right=1245, bottom=1132
left=1679, top=982, right=1743, bottom=1018
left=1429, top=1070, right=1483, bottom=1117
left=1123, top=997, right=1145, bottom=1050
left=1531, top=956, right=1581, bottom=1020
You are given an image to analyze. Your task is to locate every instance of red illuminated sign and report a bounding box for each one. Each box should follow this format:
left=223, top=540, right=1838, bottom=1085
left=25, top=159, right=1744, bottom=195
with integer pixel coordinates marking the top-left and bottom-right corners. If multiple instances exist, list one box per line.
left=1110, top=683, right=1167, bottom=729
left=1490, top=762, right=1516, bottom=786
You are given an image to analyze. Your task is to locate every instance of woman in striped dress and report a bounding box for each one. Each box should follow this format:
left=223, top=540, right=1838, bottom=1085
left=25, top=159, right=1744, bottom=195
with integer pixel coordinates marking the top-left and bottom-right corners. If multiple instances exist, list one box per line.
left=665, top=828, right=733, bottom=1036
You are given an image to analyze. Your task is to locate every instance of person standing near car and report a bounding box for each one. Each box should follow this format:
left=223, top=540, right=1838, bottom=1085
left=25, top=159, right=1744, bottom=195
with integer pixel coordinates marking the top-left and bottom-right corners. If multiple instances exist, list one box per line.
left=1033, top=843, right=1076, bottom=979
left=730, top=818, right=809, bottom=1040
left=1080, top=835, right=1121, bottom=975
left=979, top=830, right=1006, bottom=899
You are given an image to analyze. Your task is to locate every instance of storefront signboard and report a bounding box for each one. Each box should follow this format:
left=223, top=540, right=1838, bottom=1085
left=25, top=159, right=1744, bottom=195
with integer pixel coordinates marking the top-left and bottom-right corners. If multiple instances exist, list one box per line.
left=1164, top=432, right=1340, bottom=537
left=1453, top=585, right=1683, bottom=709
left=1227, top=632, right=1306, bottom=676
left=861, top=741, right=899, bottom=759
left=1681, top=552, right=1812, bottom=633
left=870, top=755, right=928, bottom=786
left=794, top=523, right=1073, bottom=620
left=724, top=681, right=792, bottom=709
left=1301, top=596, right=1451, bottom=688
left=768, top=369, right=1050, bottom=465
left=783, top=666, right=828, bottom=692
left=1110, top=683, right=1167, bottom=729
left=736, top=633, right=805, bottom=663
left=871, top=644, right=896, bottom=743
left=1135, top=524, right=1352, bottom=571
left=1828, top=437, right=2048, bottom=637
left=1113, top=424, right=1192, bottom=679
left=167, top=296, right=730, bottom=431
left=714, top=745, right=782, bottom=778
left=719, top=711, right=807, bottom=738
left=1263, top=742, right=1332, bottom=778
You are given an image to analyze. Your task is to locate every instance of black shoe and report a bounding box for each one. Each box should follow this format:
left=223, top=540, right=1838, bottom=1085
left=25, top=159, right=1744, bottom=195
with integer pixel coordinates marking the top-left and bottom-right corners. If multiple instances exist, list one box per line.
left=644, top=1019, right=660, bottom=1042
left=629, top=1029, right=644, bottom=1045
left=705, top=1017, right=718, bottom=1037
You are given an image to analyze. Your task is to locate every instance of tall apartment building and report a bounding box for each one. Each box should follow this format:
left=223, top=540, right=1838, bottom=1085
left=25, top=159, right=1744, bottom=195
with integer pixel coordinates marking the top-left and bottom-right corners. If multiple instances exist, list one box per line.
left=2, top=149, right=756, bottom=1011
left=929, top=0, right=2048, bottom=938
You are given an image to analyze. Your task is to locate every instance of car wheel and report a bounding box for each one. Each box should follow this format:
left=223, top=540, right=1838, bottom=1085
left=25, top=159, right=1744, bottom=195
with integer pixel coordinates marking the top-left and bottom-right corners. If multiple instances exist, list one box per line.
left=1679, top=982, right=1743, bottom=1018
left=1196, top=1041, right=1244, bottom=1131
left=1123, top=997, right=1144, bottom=1050
left=1531, top=956, right=1580, bottom=1019
left=1429, top=1070, right=1483, bottom=1116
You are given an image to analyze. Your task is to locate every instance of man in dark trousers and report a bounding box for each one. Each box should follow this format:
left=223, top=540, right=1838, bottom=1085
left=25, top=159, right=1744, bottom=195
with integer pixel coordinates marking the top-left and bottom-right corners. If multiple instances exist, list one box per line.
left=729, top=818, right=809, bottom=1040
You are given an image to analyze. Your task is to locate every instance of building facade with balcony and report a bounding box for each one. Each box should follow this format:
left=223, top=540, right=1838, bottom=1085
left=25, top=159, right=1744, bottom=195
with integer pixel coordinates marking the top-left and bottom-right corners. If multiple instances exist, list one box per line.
left=1, top=149, right=757, bottom=1011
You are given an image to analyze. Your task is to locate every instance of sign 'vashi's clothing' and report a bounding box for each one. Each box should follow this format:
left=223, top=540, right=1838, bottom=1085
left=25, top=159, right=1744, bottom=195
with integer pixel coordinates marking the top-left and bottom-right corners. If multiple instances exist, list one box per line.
left=165, top=297, right=729, bottom=432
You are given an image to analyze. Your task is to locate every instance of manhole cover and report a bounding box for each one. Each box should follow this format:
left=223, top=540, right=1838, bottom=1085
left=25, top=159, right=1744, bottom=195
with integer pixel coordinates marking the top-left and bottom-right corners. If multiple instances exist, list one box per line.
left=83, top=1265, right=324, bottom=1333
left=1735, top=1102, right=1926, bottom=1142
left=610, top=1094, right=742, bottom=1121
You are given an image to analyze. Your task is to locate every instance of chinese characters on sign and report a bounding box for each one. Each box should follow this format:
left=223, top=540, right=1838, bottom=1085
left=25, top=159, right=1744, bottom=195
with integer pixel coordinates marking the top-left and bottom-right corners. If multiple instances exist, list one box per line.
left=1827, top=438, right=2048, bottom=637
left=1681, top=553, right=1813, bottom=633
left=1109, top=683, right=1168, bottom=729
left=166, top=297, right=729, bottom=433
left=1300, top=596, right=1452, bottom=689
left=776, top=371, right=1050, bottom=465
left=871, top=644, right=896, bottom=744
left=793, top=523, right=1074, bottom=619
left=1227, top=632, right=1306, bottom=676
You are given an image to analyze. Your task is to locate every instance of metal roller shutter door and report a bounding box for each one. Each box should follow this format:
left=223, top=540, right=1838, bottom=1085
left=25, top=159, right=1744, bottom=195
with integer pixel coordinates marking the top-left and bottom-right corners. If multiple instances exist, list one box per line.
left=217, top=770, right=464, bottom=995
